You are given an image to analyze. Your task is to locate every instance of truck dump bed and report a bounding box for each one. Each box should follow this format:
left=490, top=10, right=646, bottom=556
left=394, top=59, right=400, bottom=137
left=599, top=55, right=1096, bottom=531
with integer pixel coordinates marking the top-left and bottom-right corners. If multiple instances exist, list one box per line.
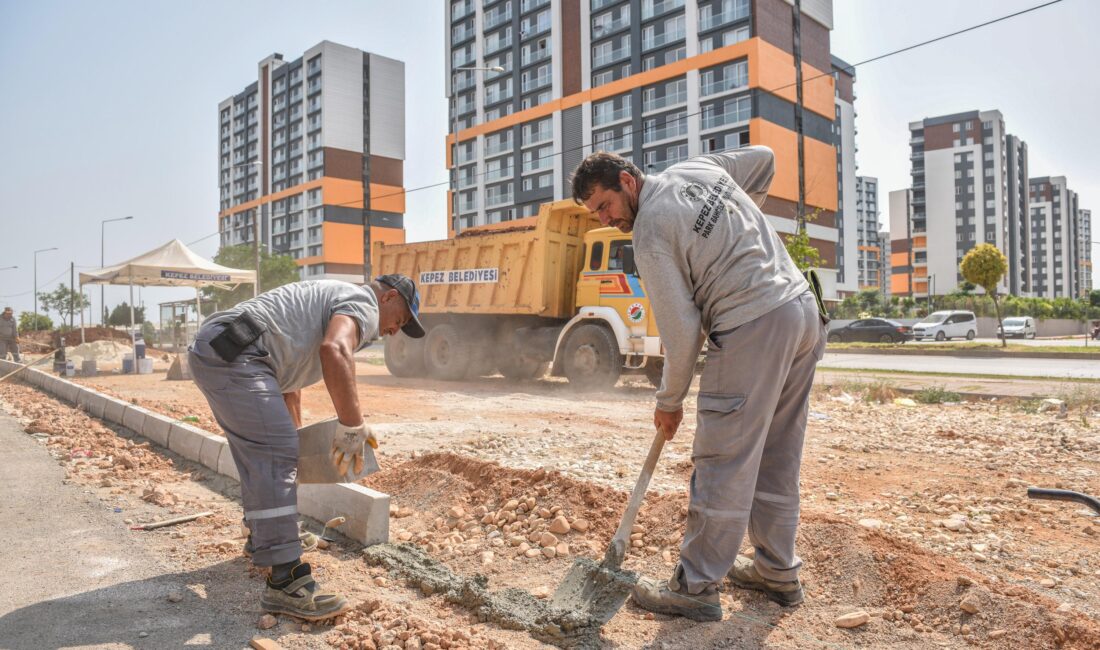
left=373, top=200, right=600, bottom=319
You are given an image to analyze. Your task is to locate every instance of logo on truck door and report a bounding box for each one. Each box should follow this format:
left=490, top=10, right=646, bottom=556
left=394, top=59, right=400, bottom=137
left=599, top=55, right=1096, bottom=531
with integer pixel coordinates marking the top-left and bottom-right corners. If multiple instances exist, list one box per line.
left=419, top=268, right=499, bottom=285
left=627, top=303, right=646, bottom=323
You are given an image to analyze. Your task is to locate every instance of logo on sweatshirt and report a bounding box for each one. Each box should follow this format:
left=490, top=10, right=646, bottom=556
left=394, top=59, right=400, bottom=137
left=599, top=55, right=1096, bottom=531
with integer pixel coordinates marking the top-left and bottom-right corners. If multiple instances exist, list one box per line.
left=679, top=182, right=706, bottom=202
left=627, top=302, right=646, bottom=323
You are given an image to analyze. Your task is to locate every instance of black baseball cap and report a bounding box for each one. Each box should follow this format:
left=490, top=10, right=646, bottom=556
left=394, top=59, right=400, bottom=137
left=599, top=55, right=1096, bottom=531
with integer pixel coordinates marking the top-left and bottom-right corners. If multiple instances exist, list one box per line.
left=375, top=274, right=426, bottom=339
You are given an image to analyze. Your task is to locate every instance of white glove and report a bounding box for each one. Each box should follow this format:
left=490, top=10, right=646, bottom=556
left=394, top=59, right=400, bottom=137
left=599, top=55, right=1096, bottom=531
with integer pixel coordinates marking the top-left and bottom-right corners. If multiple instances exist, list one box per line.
left=330, top=422, right=377, bottom=479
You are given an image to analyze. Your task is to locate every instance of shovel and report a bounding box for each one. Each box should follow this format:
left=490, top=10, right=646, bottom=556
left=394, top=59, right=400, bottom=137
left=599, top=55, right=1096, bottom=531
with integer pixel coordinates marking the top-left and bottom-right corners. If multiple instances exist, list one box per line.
left=550, top=429, right=667, bottom=624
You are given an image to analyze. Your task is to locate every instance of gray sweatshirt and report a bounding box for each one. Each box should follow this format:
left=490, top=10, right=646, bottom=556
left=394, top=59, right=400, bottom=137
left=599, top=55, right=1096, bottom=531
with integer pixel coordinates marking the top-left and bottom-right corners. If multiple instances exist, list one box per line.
left=0, top=316, right=16, bottom=340
left=632, top=146, right=809, bottom=411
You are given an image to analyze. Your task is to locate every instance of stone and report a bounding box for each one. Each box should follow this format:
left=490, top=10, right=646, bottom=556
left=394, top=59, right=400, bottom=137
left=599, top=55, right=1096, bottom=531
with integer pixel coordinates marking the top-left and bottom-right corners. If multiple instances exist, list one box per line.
left=446, top=506, right=465, bottom=519
left=956, top=575, right=973, bottom=587
left=531, top=585, right=550, bottom=599
left=858, top=518, right=883, bottom=530
left=1040, top=578, right=1056, bottom=588
left=167, top=590, right=183, bottom=603
left=835, top=611, right=870, bottom=628
left=555, top=542, right=569, bottom=556
left=539, top=532, right=558, bottom=547
left=959, top=594, right=980, bottom=614
left=571, top=518, right=590, bottom=532
left=549, top=516, right=570, bottom=534
left=257, top=614, right=278, bottom=630
left=524, top=548, right=540, bottom=558
left=541, top=546, right=556, bottom=559
left=480, top=551, right=494, bottom=565
left=503, top=499, right=519, bottom=511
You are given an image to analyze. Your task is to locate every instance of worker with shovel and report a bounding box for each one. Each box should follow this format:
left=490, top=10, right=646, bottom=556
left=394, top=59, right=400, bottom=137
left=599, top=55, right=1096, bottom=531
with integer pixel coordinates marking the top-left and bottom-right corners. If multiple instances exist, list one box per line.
left=572, top=147, right=826, bottom=621
left=0, top=307, right=21, bottom=362
left=188, top=275, right=424, bottom=620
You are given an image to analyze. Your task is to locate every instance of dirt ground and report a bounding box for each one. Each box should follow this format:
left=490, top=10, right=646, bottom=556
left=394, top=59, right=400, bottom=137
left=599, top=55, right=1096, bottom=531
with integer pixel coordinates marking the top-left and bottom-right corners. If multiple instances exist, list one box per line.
left=2, top=349, right=1098, bottom=649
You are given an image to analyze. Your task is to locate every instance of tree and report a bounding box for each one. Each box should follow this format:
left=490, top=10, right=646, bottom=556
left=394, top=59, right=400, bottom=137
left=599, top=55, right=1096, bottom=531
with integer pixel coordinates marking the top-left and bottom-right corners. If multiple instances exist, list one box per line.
left=37, top=283, right=91, bottom=329
left=108, top=302, right=145, bottom=327
left=201, top=245, right=300, bottom=309
left=960, top=243, right=1008, bottom=347
left=18, top=312, right=52, bottom=333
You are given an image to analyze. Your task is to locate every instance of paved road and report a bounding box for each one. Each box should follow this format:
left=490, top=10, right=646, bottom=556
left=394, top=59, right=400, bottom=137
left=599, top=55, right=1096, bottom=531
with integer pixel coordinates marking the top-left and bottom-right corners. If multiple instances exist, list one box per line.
left=908, top=337, right=1096, bottom=348
left=819, top=352, right=1100, bottom=379
left=0, top=411, right=259, bottom=650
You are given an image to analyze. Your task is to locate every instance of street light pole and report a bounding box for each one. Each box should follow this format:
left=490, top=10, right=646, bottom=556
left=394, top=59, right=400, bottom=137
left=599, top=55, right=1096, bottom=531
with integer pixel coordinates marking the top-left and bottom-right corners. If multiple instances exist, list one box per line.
left=101, top=216, right=134, bottom=326
left=449, top=65, right=504, bottom=236
left=33, top=247, right=58, bottom=331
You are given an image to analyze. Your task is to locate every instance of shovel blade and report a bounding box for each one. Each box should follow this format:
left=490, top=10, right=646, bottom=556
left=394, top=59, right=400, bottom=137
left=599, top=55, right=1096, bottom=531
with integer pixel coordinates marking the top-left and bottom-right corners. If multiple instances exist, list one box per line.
left=550, top=557, right=636, bottom=625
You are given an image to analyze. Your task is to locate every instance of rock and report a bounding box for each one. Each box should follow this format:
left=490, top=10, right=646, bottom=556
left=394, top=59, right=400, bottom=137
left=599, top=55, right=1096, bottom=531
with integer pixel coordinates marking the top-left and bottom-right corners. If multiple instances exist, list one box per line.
left=549, top=516, right=570, bottom=534
left=858, top=518, right=883, bottom=530
left=539, top=532, right=558, bottom=547
left=374, top=576, right=389, bottom=587
left=532, top=585, right=550, bottom=599
left=541, top=546, right=557, bottom=559
left=167, top=590, right=183, bottom=603
left=989, top=630, right=1007, bottom=639
left=835, top=611, right=870, bottom=628
left=137, top=632, right=149, bottom=638
left=631, top=524, right=644, bottom=534
left=1040, top=578, right=1056, bottom=588
left=503, top=499, right=519, bottom=511
left=959, top=594, right=980, bottom=614
left=555, top=542, right=569, bottom=556
left=446, top=506, right=465, bottom=519
left=571, top=518, right=590, bottom=532
left=524, top=548, right=540, bottom=558
left=397, top=530, right=413, bottom=541
left=257, top=614, right=278, bottom=630
left=480, top=551, right=494, bottom=566
left=1056, top=603, right=1072, bottom=613
left=956, top=575, right=973, bottom=587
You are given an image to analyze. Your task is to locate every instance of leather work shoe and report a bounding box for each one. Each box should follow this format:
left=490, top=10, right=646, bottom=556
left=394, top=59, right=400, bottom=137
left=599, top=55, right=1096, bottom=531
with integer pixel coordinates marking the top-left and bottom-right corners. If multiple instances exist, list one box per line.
left=260, top=562, right=350, bottom=621
left=631, top=575, right=722, bottom=622
left=727, top=555, right=804, bottom=606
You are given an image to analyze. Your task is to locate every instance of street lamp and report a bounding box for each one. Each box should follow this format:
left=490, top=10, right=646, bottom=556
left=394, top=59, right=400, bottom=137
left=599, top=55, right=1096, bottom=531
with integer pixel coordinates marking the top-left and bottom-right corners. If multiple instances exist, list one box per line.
left=232, top=161, right=264, bottom=296
left=101, top=216, right=134, bottom=326
left=33, top=247, right=58, bottom=331
left=0, top=266, right=16, bottom=271
left=450, top=65, right=505, bottom=236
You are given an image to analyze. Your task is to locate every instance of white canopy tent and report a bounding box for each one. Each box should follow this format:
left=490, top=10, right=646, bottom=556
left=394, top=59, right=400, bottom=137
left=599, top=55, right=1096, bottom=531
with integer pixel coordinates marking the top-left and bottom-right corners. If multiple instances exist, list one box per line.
left=79, top=239, right=257, bottom=372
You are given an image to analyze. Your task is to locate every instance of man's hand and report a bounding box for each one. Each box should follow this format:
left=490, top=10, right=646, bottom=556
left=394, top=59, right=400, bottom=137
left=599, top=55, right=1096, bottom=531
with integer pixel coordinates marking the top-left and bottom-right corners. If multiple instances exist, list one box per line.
left=330, top=421, right=378, bottom=480
left=654, top=407, right=683, bottom=441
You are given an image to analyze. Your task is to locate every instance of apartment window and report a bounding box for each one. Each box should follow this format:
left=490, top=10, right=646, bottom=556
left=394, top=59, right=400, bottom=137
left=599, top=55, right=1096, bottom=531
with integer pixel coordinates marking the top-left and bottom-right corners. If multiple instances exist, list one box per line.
left=953, top=123, right=960, bottom=133
left=985, top=183, right=993, bottom=193
left=964, top=120, right=972, bottom=129
left=522, top=118, right=552, bottom=146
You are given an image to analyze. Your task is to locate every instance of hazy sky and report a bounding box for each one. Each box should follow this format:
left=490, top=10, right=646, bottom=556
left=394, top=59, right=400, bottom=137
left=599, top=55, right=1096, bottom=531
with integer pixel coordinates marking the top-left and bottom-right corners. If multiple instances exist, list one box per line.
left=1, top=0, right=1095, bottom=323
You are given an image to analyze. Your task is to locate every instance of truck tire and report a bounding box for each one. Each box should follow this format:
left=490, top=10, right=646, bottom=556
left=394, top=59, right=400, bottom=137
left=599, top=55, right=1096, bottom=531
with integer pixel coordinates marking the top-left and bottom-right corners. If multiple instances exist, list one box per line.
left=384, top=333, right=426, bottom=378
left=645, top=358, right=664, bottom=389
left=497, top=354, right=549, bottom=380
left=424, top=323, right=472, bottom=380
left=562, top=323, right=622, bottom=389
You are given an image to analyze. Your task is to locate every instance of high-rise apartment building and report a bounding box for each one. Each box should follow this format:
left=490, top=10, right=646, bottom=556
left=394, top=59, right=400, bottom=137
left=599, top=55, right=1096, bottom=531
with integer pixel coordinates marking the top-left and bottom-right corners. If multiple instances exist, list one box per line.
left=895, top=110, right=1025, bottom=297
left=1080, top=209, right=1093, bottom=295
left=218, top=41, right=406, bottom=282
left=888, top=188, right=914, bottom=296
left=1005, top=134, right=1030, bottom=295
left=446, top=0, right=845, bottom=295
left=831, top=56, right=858, bottom=296
left=853, top=175, right=880, bottom=291
left=878, top=227, right=891, bottom=298
left=1028, top=176, right=1080, bottom=298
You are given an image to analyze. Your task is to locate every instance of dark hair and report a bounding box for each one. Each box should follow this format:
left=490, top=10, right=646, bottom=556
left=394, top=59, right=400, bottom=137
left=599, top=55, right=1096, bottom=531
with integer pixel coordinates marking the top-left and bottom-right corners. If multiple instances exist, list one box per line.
left=570, top=151, right=643, bottom=204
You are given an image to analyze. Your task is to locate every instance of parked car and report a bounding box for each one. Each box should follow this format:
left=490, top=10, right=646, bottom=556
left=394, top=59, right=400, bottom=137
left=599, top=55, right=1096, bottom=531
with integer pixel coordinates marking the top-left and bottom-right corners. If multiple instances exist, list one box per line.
left=912, top=310, right=977, bottom=341
left=997, top=316, right=1036, bottom=339
left=827, top=318, right=912, bottom=344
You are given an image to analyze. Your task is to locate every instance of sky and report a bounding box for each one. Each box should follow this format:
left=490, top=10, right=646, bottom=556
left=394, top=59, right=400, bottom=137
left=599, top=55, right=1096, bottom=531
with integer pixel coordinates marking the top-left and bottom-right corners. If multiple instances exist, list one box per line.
left=0, top=0, right=1096, bottom=325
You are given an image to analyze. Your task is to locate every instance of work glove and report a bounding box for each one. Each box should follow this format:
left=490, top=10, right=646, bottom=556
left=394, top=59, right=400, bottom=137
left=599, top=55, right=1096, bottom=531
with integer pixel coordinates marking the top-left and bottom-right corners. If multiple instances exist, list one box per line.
left=330, top=422, right=377, bottom=480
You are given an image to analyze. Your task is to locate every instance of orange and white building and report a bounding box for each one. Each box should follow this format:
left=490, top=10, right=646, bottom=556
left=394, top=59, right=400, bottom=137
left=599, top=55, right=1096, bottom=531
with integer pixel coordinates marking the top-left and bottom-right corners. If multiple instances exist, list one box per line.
left=217, top=41, right=406, bottom=282
left=446, top=0, right=847, bottom=297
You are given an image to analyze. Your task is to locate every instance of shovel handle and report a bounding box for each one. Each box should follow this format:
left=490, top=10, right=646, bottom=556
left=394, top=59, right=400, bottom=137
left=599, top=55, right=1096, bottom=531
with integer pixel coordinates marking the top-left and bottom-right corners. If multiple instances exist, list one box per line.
left=0, top=349, right=57, bottom=383
left=608, top=430, right=666, bottom=562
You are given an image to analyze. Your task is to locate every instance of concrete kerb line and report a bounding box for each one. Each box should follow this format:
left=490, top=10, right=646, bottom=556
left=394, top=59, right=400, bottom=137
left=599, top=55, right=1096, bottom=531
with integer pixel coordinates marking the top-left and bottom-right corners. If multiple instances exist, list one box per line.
left=5, top=365, right=392, bottom=549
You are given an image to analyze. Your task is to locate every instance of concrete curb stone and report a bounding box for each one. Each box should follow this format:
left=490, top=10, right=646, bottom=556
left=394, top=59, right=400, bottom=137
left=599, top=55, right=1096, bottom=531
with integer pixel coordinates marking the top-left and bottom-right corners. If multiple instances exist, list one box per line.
left=102, top=398, right=128, bottom=426
left=121, top=405, right=149, bottom=435
left=141, top=413, right=173, bottom=447
left=168, top=422, right=208, bottom=463
left=199, top=435, right=227, bottom=472
left=298, top=483, right=389, bottom=546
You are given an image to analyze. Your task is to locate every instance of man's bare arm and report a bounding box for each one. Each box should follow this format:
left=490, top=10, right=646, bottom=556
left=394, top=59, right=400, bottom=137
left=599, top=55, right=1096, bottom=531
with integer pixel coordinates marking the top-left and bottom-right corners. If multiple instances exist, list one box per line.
left=282, top=390, right=302, bottom=428
left=320, top=314, right=362, bottom=426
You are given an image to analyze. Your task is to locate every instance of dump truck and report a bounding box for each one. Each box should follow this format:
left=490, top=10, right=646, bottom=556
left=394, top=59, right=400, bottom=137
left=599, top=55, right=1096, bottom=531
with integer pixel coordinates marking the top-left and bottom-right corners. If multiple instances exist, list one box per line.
left=372, top=199, right=664, bottom=388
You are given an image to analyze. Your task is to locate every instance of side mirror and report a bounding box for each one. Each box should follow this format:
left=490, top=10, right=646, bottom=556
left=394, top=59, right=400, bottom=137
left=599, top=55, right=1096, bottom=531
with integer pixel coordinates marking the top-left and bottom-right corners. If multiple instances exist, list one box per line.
left=622, top=245, right=638, bottom=276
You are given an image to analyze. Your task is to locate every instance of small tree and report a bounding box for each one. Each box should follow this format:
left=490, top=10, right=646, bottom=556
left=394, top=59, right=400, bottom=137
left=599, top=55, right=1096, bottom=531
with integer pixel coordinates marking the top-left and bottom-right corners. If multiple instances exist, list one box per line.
left=37, top=283, right=91, bottom=329
left=18, top=312, right=52, bottom=333
left=108, top=302, right=146, bottom=327
left=201, top=245, right=300, bottom=309
left=960, top=243, right=1008, bottom=347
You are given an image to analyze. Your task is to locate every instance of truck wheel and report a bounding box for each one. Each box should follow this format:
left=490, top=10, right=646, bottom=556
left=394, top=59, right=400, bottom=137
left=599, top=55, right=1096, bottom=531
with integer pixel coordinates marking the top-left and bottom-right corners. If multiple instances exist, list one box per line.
left=935, top=331, right=946, bottom=341
left=497, top=354, right=549, bottom=380
left=562, top=324, right=622, bottom=389
left=384, top=333, right=426, bottom=378
left=424, top=323, right=472, bottom=380
left=645, top=358, right=664, bottom=389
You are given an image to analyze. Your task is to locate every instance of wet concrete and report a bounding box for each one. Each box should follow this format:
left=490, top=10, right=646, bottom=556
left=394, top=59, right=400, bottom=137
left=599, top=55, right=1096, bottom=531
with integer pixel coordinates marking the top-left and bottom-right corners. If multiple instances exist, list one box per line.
left=362, top=543, right=635, bottom=649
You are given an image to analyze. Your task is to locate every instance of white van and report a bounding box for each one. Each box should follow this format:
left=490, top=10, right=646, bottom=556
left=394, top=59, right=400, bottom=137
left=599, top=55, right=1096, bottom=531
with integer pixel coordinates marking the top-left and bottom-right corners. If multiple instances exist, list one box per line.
left=998, top=316, right=1036, bottom=339
left=912, top=310, right=977, bottom=341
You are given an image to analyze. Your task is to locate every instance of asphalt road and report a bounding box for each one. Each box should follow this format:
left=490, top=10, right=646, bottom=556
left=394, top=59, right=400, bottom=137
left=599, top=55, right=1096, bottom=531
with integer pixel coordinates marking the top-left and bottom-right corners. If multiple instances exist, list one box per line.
left=818, top=352, right=1100, bottom=379
left=0, top=411, right=260, bottom=650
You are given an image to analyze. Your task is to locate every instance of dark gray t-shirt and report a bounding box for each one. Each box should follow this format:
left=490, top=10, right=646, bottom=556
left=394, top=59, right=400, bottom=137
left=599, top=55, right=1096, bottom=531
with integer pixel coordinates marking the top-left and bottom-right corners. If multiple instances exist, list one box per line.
left=205, top=280, right=379, bottom=393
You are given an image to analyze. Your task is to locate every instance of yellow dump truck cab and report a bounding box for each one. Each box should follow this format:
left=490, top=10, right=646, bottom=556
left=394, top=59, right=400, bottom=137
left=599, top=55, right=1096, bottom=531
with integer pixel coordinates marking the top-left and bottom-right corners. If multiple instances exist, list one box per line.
left=373, top=199, right=664, bottom=388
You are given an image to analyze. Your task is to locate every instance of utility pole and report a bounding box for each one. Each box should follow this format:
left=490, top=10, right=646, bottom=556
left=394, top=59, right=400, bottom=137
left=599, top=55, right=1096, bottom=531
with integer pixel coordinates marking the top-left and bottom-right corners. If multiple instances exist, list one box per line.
left=793, top=0, right=806, bottom=229
left=69, top=262, right=75, bottom=330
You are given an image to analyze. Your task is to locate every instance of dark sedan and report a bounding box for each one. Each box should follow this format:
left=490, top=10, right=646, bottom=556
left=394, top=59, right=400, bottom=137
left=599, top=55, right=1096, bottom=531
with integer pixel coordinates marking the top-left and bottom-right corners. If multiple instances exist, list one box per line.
left=827, top=318, right=911, bottom=344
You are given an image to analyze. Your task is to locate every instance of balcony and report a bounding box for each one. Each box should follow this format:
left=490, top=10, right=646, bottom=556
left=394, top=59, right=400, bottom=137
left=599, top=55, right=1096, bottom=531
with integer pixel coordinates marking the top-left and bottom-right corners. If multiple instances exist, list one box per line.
left=522, top=155, right=553, bottom=173
left=592, top=0, right=622, bottom=11
left=642, top=90, right=686, bottom=113
left=700, top=106, right=749, bottom=131
left=457, top=173, right=478, bottom=189
left=522, top=0, right=550, bottom=12
left=593, top=16, right=630, bottom=37
left=644, top=152, right=687, bottom=173
left=484, top=34, right=513, bottom=55
left=699, top=2, right=750, bottom=31
left=486, top=191, right=514, bottom=208
left=452, top=1, right=474, bottom=20
left=452, top=49, right=475, bottom=68
left=452, top=24, right=475, bottom=44
left=909, top=135, right=924, bottom=145
left=642, top=28, right=685, bottom=51
left=485, top=165, right=513, bottom=182
left=700, top=75, right=747, bottom=97
left=643, top=119, right=687, bottom=144
left=521, top=74, right=551, bottom=92
left=593, top=45, right=631, bottom=68
left=458, top=197, right=478, bottom=213
left=522, top=45, right=551, bottom=66
left=641, top=0, right=684, bottom=20
left=593, top=105, right=631, bottom=127
left=594, top=133, right=633, bottom=153
left=485, top=138, right=514, bottom=156
left=484, top=7, right=512, bottom=30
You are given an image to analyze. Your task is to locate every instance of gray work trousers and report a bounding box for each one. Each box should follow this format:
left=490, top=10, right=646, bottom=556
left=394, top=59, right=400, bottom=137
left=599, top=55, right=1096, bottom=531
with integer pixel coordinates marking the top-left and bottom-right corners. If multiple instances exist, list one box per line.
left=0, top=340, right=21, bottom=362
left=677, top=291, right=825, bottom=594
left=188, top=325, right=301, bottom=567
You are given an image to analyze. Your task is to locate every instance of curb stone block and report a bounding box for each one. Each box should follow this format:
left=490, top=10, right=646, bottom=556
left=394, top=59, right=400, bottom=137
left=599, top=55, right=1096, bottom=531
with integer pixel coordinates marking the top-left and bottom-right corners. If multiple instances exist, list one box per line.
left=168, top=422, right=208, bottom=463
left=77, top=390, right=108, bottom=419
left=217, top=444, right=239, bottom=481
left=142, top=413, right=173, bottom=447
left=55, top=379, right=81, bottom=404
left=122, top=405, right=150, bottom=434
left=102, top=398, right=128, bottom=426
left=200, top=435, right=227, bottom=472
left=299, top=483, right=389, bottom=546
